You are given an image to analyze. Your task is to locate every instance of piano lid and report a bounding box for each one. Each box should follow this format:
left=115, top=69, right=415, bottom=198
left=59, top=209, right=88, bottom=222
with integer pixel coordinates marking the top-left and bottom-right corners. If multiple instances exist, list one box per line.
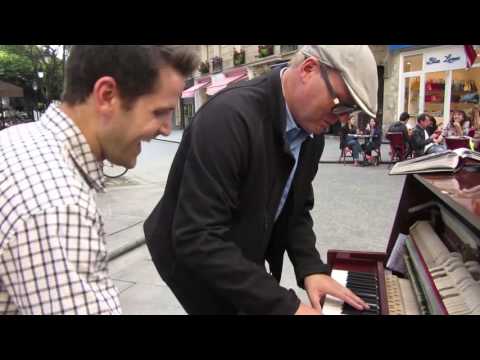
left=386, top=169, right=480, bottom=258
left=415, top=168, right=480, bottom=232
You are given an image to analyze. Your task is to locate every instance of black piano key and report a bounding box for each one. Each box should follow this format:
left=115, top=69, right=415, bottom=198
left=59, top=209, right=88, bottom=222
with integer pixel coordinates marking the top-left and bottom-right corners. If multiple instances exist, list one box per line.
left=347, top=284, right=377, bottom=294
left=348, top=271, right=377, bottom=276
left=346, top=277, right=377, bottom=286
left=347, top=274, right=377, bottom=283
left=348, top=271, right=377, bottom=279
left=347, top=279, right=377, bottom=287
left=342, top=303, right=379, bottom=315
left=353, top=291, right=379, bottom=302
left=353, top=294, right=379, bottom=307
left=347, top=277, right=377, bottom=287
left=346, top=283, right=378, bottom=294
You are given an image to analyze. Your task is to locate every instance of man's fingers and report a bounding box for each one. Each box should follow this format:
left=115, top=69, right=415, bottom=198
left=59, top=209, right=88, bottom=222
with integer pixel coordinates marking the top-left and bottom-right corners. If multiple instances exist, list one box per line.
left=343, top=290, right=370, bottom=310
left=307, top=291, right=323, bottom=313
left=333, top=287, right=370, bottom=310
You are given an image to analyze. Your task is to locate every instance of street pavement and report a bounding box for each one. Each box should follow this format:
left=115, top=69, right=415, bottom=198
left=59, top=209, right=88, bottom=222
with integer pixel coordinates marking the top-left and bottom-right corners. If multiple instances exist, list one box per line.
left=101, top=131, right=406, bottom=314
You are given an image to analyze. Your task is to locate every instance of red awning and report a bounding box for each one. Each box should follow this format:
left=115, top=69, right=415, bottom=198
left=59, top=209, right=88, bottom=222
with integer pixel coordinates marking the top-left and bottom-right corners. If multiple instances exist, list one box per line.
left=182, top=81, right=210, bottom=98
left=206, top=74, right=248, bottom=96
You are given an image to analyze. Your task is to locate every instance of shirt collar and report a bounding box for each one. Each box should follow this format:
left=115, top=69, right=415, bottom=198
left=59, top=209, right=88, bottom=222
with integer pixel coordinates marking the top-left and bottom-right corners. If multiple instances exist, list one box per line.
left=280, top=68, right=314, bottom=139
left=40, top=104, right=105, bottom=192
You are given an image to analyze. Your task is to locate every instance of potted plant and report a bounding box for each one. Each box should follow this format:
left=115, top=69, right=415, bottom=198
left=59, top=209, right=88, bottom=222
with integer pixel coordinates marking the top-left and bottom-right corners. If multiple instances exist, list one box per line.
left=199, top=61, right=210, bottom=74
left=233, top=49, right=245, bottom=66
left=258, top=45, right=274, bottom=58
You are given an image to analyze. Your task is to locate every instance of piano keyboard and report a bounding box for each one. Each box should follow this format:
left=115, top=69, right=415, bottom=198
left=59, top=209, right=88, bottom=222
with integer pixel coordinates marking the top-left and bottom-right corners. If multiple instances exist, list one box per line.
left=322, top=270, right=381, bottom=315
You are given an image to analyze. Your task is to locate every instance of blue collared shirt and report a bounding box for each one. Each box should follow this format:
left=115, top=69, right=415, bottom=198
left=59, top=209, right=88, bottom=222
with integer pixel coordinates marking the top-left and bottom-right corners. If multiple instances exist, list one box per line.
left=275, top=73, right=313, bottom=221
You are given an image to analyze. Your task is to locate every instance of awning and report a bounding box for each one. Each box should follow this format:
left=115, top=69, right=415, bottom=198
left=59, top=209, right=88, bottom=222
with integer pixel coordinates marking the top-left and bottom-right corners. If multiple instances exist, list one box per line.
left=206, top=74, right=248, bottom=96
left=0, top=80, right=24, bottom=98
left=182, top=81, right=210, bottom=99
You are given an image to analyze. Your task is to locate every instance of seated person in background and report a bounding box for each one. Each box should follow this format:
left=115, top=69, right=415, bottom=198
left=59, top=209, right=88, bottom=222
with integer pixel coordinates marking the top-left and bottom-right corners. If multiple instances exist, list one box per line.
left=411, top=113, right=446, bottom=156
left=388, top=111, right=411, bottom=153
left=341, top=115, right=363, bottom=166
left=388, top=111, right=410, bottom=140
left=426, top=114, right=438, bottom=136
left=442, top=110, right=466, bottom=137
left=362, top=118, right=382, bottom=163
left=458, top=110, right=471, bottom=136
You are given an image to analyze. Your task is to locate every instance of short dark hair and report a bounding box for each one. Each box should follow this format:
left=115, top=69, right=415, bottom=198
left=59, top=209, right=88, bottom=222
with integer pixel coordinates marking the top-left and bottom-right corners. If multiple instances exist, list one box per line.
left=399, top=112, right=410, bottom=122
left=417, top=113, right=430, bottom=124
left=62, top=45, right=199, bottom=109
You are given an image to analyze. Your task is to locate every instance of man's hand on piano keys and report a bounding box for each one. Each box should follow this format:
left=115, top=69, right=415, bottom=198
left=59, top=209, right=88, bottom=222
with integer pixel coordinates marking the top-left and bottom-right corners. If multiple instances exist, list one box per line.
left=304, top=274, right=370, bottom=313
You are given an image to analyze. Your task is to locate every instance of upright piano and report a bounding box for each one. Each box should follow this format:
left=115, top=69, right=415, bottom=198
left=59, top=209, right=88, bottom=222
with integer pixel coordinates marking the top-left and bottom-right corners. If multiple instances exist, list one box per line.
left=322, top=167, right=480, bottom=315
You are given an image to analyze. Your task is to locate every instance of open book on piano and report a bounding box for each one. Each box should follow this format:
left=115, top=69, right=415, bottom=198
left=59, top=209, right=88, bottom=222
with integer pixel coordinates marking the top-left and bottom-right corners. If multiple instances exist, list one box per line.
left=389, top=148, right=480, bottom=176
left=322, top=168, right=480, bottom=315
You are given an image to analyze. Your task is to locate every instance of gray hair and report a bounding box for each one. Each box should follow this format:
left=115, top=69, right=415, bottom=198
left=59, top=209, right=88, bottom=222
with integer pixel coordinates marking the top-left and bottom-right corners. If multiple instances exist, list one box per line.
left=289, top=51, right=308, bottom=68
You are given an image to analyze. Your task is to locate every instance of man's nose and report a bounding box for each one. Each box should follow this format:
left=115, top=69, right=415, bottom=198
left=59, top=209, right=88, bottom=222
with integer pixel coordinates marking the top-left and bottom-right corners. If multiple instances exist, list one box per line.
left=158, top=118, right=172, bottom=137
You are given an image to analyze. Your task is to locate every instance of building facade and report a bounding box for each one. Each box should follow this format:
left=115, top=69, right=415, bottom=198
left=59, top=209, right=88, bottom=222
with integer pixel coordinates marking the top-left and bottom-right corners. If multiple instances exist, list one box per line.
left=178, top=45, right=480, bottom=133
left=383, top=45, right=480, bottom=129
left=180, top=45, right=301, bottom=128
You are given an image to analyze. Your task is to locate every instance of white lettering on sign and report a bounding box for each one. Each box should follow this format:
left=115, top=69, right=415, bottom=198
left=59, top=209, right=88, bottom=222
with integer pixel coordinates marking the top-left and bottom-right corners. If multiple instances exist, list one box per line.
left=424, top=46, right=466, bottom=72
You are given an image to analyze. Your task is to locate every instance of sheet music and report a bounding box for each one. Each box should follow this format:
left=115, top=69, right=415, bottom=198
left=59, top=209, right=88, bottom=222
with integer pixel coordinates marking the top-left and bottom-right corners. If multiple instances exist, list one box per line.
left=386, top=233, right=408, bottom=275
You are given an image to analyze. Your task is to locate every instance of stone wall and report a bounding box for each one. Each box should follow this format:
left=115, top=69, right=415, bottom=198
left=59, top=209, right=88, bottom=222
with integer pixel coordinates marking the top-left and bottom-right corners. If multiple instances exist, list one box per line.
left=383, top=51, right=401, bottom=128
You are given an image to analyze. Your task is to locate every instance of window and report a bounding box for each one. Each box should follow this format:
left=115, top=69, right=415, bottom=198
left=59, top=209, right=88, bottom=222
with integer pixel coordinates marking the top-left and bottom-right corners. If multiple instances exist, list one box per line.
left=213, top=45, right=221, bottom=58
left=403, top=54, right=423, bottom=72
left=201, top=45, right=208, bottom=61
left=404, top=76, right=420, bottom=117
left=450, top=67, right=480, bottom=123
left=281, top=45, right=298, bottom=54
left=424, top=71, right=447, bottom=125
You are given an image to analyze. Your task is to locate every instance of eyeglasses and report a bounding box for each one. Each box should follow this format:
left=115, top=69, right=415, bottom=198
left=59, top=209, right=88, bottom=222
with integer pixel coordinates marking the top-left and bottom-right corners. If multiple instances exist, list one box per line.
left=319, top=63, right=360, bottom=116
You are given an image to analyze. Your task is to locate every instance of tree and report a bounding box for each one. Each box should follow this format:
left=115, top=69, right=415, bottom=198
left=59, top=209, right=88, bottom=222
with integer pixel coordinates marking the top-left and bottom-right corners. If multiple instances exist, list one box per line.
left=0, top=45, right=66, bottom=109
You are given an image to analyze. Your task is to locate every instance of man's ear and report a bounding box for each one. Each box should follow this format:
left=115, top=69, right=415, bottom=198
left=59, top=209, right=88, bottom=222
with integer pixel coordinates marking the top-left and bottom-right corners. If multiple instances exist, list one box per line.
left=93, top=76, right=119, bottom=117
left=300, top=56, right=320, bottom=75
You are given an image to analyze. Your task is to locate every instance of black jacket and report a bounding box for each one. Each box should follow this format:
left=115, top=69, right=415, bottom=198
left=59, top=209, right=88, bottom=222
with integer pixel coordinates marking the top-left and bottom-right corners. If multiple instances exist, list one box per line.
left=388, top=121, right=409, bottom=144
left=411, top=124, right=433, bottom=156
left=143, top=69, right=330, bottom=315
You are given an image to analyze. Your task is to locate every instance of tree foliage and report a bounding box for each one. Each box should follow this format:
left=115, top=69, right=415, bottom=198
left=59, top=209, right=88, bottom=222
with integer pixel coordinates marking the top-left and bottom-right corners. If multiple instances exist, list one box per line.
left=0, top=45, right=67, bottom=105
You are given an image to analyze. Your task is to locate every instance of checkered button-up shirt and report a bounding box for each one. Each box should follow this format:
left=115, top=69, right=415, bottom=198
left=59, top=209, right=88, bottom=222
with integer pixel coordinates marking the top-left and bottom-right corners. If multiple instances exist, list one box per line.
left=0, top=104, right=121, bottom=314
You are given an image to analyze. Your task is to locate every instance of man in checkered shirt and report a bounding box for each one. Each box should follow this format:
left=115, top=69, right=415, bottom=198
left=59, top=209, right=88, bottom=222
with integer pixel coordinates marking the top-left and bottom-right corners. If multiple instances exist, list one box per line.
left=0, top=46, right=199, bottom=314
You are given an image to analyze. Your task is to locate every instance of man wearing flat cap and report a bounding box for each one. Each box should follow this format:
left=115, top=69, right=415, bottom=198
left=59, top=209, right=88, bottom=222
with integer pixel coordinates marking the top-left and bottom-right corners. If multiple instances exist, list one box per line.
left=145, top=45, right=379, bottom=315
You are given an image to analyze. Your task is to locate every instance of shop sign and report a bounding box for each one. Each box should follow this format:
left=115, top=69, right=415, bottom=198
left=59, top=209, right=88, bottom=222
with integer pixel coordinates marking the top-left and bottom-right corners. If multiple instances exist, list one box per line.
left=424, top=46, right=466, bottom=72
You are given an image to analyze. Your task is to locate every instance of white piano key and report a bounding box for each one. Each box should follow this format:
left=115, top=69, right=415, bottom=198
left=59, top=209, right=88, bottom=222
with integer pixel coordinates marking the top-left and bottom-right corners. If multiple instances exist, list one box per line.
left=331, top=269, right=349, bottom=285
left=322, top=270, right=349, bottom=315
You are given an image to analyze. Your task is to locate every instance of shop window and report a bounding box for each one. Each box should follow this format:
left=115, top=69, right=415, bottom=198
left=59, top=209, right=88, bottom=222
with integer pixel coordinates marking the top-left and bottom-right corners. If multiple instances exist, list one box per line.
left=424, top=71, right=447, bottom=126
left=403, top=54, right=423, bottom=72
left=450, top=67, right=480, bottom=125
left=404, top=76, right=420, bottom=117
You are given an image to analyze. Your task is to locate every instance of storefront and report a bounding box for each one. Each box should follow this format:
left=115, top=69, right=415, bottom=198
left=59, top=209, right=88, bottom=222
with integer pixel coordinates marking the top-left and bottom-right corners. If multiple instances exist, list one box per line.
left=398, top=45, right=480, bottom=128
left=188, top=68, right=248, bottom=115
